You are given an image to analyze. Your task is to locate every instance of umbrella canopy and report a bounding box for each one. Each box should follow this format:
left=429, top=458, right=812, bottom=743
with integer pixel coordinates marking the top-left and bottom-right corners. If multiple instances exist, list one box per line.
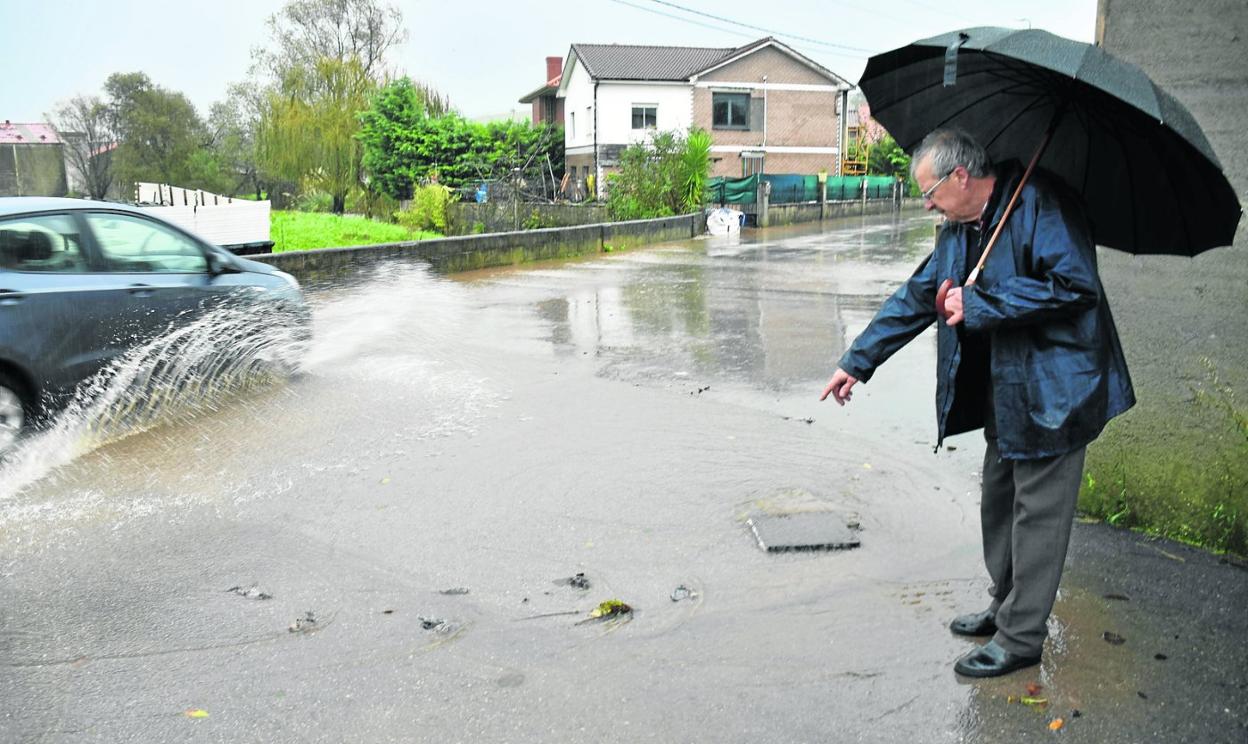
left=859, top=27, right=1242, bottom=256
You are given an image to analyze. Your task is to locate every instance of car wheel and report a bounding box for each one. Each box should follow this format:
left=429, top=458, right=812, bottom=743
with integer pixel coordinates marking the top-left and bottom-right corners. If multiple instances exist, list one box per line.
left=0, top=371, right=31, bottom=454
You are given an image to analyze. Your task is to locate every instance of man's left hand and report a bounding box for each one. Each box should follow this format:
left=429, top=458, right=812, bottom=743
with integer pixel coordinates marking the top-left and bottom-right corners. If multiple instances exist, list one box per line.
left=943, top=285, right=964, bottom=326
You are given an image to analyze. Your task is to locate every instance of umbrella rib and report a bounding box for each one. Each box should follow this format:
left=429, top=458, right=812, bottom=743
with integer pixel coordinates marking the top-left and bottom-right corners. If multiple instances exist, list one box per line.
left=981, top=94, right=1056, bottom=151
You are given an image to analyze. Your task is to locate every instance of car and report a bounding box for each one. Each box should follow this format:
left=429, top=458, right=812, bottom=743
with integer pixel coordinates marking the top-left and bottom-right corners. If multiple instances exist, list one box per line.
left=0, top=196, right=307, bottom=453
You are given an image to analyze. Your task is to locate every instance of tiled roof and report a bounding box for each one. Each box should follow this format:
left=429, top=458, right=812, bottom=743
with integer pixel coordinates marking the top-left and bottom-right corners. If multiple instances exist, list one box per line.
left=571, top=43, right=736, bottom=81
left=0, top=121, right=62, bottom=145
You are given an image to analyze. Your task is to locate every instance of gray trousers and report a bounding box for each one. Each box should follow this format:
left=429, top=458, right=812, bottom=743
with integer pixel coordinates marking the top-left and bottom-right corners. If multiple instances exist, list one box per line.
left=980, top=436, right=1086, bottom=656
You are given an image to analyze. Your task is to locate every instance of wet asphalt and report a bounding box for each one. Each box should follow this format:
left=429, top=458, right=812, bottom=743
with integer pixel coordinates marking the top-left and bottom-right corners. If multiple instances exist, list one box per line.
left=1, top=212, right=1245, bottom=743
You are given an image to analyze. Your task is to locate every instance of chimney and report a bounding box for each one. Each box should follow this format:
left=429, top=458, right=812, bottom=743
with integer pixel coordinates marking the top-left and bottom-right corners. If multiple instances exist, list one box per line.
left=546, top=56, right=562, bottom=82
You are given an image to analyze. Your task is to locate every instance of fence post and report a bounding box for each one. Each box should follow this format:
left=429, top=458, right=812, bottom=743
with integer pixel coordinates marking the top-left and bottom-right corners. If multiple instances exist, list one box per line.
left=819, top=179, right=827, bottom=221
left=757, top=179, right=771, bottom=228
left=861, top=178, right=867, bottom=213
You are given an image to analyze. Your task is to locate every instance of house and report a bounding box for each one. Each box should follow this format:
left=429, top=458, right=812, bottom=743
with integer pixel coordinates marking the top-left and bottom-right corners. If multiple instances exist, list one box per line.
left=0, top=121, right=68, bottom=197
left=518, top=56, right=566, bottom=127
left=556, top=37, right=853, bottom=198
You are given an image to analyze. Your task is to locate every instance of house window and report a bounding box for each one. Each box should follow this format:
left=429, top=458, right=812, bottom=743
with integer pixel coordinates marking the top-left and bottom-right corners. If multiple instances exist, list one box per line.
left=631, top=105, right=657, bottom=129
left=713, top=92, right=750, bottom=130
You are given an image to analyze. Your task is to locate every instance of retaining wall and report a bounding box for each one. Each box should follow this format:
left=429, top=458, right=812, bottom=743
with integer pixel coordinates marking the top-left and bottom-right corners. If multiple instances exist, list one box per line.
left=765, top=197, right=923, bottom=226
left=446, top=203, right=609, bottom=235
left=250, top=214, right=698, bottom=283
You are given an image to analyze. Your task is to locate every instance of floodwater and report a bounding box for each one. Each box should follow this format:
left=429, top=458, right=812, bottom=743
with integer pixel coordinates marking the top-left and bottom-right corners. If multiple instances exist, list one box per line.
left=1, top=213, right=1244, bottom=743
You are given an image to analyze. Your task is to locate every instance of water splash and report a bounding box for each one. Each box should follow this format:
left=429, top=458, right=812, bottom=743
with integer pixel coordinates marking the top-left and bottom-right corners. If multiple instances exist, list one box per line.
left=0, top=299, right=308, bottom=500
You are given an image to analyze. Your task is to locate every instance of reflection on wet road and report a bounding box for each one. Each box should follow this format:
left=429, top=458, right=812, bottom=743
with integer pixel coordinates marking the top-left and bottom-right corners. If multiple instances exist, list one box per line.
left=2, top=212, right=1242, bottom=743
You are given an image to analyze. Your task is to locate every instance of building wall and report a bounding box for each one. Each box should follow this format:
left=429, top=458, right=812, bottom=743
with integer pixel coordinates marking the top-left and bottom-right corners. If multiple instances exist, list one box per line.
left=562, top=58, right=596, bottom=148
left=691, top=44, right=845, bottom=178
left=1097, top=0, right=1247, bottom=215
left=709, top=152, right=839, bottom=179
left=697, top=45, right=835, bottom=86
left=594, top=82, right=693, bottom=145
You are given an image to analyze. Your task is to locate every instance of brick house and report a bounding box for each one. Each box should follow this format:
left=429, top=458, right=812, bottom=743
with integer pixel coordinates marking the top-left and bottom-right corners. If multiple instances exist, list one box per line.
left=556, top=37, right=852, bottom=198
left=518, top=56, right=566, bottom=127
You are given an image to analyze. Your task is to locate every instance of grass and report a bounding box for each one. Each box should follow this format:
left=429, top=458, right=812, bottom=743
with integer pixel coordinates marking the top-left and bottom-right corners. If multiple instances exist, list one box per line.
left=270, top=211, right=440, bottom=253
left=1080, top=357, right=1247, bottom=556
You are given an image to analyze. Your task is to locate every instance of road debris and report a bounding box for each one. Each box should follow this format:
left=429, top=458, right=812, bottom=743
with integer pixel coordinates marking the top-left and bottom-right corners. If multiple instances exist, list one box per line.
left=554, top=573, right=591, bottom=590
left=288, top=611, right=317, bottom=633
left=225, top=584, right=273, bottom=600
left=670, top=585, right=696, bottom=602
left=1103, top=631, right=1126, bottom=645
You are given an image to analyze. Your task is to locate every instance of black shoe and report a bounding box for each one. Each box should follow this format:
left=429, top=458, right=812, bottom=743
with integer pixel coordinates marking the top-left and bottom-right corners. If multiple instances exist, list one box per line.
left=954, top=640, right=1041, bottom=678
left=949, top=609, right=997, bottom=637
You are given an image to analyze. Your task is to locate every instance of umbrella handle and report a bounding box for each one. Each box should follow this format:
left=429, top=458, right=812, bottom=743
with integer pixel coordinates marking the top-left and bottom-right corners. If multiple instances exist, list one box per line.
left=965, top=123, right=1057, bottom=286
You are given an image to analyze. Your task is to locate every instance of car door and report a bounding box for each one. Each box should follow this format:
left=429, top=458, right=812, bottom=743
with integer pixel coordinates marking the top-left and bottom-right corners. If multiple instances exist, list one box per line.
left=0, top=211, right=117, bottom=402
left=80, top=210, right=224, bottom=347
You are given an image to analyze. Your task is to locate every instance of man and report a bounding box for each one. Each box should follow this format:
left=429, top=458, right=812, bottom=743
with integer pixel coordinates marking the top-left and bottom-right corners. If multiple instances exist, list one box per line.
left=821, top=128, right=1134, bottom=677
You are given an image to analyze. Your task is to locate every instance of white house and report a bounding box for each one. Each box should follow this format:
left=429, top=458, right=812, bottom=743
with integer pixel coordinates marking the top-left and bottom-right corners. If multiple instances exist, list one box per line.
left=556, top=37, right=853, bottom=198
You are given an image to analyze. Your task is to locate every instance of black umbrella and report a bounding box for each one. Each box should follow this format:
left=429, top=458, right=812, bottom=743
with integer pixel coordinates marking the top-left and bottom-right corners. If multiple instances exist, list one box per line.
left=859, top=26, right=1241, bottom=273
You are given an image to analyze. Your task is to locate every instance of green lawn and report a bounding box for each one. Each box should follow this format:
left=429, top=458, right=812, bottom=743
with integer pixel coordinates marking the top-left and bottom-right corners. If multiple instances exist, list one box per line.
left=270, top=211, right=440, bottom=252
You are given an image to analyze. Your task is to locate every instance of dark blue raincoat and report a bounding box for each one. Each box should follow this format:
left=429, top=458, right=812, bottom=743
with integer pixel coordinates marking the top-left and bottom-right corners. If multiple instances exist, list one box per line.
left=838, top=163, right=1135, bottom=460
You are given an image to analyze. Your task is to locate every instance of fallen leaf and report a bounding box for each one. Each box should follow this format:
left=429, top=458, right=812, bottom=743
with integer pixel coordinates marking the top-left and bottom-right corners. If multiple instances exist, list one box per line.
left=1154, top=653, right=1168, bottom=660
left=1020, top=696, right=1048, bottom=708
left=380, top=477, right=391, bottom=485
left=862, top=463, right=872, bottom=469
left=1103, top=593, right=1131, bottom=601
left=1006, top=695, right=1019, bottom=704
left=1049, top=718, right=1064, bottom=731
left=588, top=599, right=632, bottom=619
left=1103, top=631, right=1126, bottom=645
left=1026, top=682, right=1043, bottom=696
left=184, top=709, right=209, bottom=719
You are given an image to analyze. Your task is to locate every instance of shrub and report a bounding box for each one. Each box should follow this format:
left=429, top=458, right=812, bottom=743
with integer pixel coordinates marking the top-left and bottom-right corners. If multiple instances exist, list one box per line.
left=395, top=183, right=455, bottom=232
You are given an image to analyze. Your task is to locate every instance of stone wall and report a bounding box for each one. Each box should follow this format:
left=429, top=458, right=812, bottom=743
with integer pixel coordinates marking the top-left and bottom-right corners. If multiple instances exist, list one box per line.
left=250, top=214, right=698, bottom=282
left=446, top=202, right=608, bottom=235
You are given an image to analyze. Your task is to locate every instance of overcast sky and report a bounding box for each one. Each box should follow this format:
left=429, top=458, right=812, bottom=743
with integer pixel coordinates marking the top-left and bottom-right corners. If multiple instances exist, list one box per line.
left=2, top=0, right=1097, bottom=124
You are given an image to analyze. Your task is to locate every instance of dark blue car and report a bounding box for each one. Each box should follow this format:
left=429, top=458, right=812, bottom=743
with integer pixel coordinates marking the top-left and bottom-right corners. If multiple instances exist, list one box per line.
left=0, top=197, right=306, bottom=451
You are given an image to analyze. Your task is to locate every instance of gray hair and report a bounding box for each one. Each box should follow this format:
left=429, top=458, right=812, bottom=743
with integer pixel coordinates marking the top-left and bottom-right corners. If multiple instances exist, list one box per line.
left=911, top=127, right=991, bottom=179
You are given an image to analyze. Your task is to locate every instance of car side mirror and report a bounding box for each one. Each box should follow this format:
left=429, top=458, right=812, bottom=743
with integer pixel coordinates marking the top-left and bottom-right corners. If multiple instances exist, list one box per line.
left=207, top=251, right=240, bottom=275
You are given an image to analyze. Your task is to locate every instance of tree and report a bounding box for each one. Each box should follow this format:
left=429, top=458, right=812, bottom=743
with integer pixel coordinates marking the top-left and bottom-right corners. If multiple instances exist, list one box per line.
left=251, top=0, right=408, bottom=212
left=206, top=86, right=263, bottom=198
left=49, top=95, right=115, bottom=199
left=255, top=0, right=407, bottom=82
left=104, top=72, right=210, bottom=192
left=258, top=57, right=376, bottom=213
left=357, top=77, right=453, bottom=199
left=357, top=82, right=562, bottom=201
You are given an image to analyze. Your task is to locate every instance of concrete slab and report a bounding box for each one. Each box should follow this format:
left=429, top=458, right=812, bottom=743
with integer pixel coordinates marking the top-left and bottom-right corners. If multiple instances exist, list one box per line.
left=747, top=512, right=861, bottom=552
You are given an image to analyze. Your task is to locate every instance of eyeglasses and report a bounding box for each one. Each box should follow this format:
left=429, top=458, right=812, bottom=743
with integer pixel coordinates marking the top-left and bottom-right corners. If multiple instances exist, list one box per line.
left=922, top=170, right=953, bottom=201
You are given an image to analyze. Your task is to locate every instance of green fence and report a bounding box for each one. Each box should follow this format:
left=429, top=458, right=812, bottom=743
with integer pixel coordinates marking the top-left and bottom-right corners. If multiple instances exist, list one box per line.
left=706, top=173, right=901, bottom=205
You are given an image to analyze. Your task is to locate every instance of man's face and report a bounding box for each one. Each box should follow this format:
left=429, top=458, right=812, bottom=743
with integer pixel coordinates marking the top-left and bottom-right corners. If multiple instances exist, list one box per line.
left=915, top=156, right=974, bottom=222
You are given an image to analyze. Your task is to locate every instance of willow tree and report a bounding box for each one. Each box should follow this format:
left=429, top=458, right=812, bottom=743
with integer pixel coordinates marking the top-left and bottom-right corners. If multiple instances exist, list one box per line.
left=258, top=57, right=375, bottom=213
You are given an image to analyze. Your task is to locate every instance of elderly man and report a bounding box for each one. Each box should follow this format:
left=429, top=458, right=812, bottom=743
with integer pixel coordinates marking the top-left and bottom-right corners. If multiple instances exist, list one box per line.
left=821, top=128, right=1134, bottom=677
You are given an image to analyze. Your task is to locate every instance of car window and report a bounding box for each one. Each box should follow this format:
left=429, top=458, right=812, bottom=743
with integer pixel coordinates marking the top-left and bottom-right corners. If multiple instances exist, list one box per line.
left=86, top=212, right=208, bottom=273
left=0, top=214, right=89, bottom=273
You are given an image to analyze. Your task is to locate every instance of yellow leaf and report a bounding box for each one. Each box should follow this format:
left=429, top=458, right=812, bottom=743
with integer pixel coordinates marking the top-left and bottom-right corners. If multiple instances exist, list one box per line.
left=1049, top=718, right=1064, bottom=731
left=862, top=463, right=872, bottom=469
left=184, top=709, right=209, bottom=719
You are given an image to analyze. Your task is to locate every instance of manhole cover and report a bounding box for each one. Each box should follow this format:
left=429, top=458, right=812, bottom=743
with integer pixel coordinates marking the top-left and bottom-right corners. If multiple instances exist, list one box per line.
left=747, top=513, right=861, bottom=552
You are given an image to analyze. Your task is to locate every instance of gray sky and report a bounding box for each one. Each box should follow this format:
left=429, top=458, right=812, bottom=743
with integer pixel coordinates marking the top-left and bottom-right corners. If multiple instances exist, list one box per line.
left=2, top=0, right=1097, bottom=124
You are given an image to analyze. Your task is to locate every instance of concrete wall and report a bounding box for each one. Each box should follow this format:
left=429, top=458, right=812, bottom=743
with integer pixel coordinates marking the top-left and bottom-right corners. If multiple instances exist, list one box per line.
left=250, top=214, right=698, bottom=282
left=764, top=198, right=921, bottom=227
left=1082, top=0, right=1248, bottom=551
left=446, top=203, right=608, bottom=235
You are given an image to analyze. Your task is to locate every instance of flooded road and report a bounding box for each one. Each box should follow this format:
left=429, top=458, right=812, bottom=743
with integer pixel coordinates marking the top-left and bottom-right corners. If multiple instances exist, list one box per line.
left=2, top=213, right=1244, bottom=743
